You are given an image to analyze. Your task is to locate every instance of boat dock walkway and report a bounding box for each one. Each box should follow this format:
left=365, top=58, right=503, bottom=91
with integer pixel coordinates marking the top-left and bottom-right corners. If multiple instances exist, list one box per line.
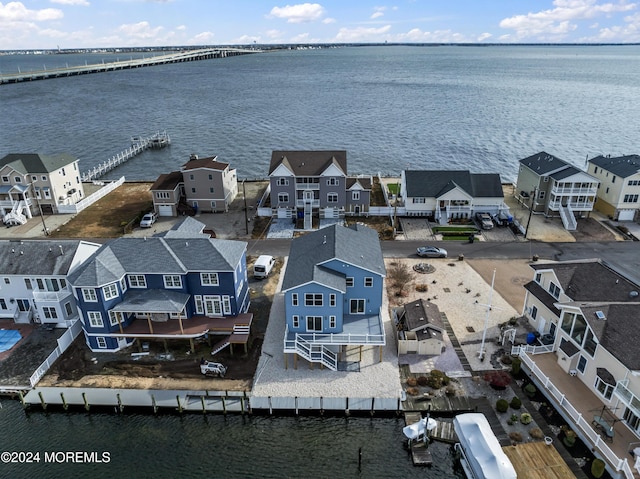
left=81, top=131, right=170, bottom=182
left=0, top=48, right=260, bottom=85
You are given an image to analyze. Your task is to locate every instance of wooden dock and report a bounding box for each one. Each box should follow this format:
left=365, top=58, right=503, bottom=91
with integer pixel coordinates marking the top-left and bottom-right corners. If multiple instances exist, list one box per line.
left=0, top=48, right=260, bottom=85
left=503, top=441, right=577, bottom=479
left=81, top=131, right=170, bottom=181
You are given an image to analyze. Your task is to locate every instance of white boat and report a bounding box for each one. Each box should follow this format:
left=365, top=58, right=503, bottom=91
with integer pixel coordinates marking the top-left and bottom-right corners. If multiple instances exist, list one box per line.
left=403, top=416, right=437, bottom=442
left=453, top=413, right=516, bottom=479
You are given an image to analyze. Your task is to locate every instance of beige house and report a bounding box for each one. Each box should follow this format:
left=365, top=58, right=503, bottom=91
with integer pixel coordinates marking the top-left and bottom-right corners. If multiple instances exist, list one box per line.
left=150, top=154, right=238, bottom=216
left=0, top=153, right=84, bottom=225
left=515, top=151, right=599, bottom=231
left=518, top=259, right=640, bottom=477
left=395, top=298, right=445, bottom=356
left=587, top=154, right=640, bottom=222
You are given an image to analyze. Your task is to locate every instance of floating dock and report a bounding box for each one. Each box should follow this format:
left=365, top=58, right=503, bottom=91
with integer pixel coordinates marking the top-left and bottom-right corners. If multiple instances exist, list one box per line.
left=0, top=48, right=260, bottom=84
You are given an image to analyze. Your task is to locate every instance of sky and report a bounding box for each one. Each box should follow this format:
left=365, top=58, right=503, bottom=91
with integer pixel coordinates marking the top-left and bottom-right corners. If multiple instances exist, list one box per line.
left=1, top=0, right=639, bottom=50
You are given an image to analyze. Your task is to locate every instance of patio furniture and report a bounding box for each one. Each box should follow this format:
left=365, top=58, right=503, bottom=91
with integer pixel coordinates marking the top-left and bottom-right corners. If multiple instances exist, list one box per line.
left=592, top=415, right=615, bottom=442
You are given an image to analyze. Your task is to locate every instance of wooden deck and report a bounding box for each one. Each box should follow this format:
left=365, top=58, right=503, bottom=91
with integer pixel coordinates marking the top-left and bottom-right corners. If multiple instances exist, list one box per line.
left=503, top=441, right=577, bottom=479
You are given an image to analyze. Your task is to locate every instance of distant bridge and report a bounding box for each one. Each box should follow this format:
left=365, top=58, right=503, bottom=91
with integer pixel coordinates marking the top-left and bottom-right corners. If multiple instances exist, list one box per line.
left=0, top=48, right=261, bottom=85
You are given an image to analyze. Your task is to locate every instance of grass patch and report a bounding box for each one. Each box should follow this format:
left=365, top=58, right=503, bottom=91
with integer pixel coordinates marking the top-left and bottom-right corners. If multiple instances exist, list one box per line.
left=387, top=183, right=400, bottom=195
left=432, top=225, right=479, bottom=233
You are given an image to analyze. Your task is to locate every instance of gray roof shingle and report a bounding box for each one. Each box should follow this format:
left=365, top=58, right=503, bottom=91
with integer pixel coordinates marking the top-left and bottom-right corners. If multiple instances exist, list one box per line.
left=404, top=170, right=503, bottom=198
left=589, top=154, right=640, bottom=178
left=0, top=240, right=82, bottom=276
left=519, top=151, right=569, bottom=175
left=282, top=224, right=385, bottom=291
left=0, top=153, right=78, bottom=174
left=269, top=151, right=347, bottom=176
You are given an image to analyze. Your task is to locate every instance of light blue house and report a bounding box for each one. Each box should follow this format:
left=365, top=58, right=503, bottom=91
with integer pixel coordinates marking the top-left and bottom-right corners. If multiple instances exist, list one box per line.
left=67, top=219, right=251, bottom=353
left=282, top=223, right=386, bottom=371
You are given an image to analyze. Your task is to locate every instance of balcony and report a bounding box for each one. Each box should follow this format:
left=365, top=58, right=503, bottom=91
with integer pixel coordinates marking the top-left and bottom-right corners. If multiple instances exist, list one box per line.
left=296, top=199, right=320, bottom=208
left=548, top=200, right=595, bottom=211
left=551, top=185, right=598, bottom=196
left=33, top=290, right=73, bottom=303
left=517, top=351, right=639, bottom=478
left=295, top=183, right=320, bottom=190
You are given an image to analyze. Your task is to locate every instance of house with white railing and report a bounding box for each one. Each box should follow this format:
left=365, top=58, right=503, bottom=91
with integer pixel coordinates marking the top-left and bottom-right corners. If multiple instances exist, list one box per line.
left=0, top=240, right=101, bottom=327
left=517, top=259, right=640, bottom=478
left=282, top=223, right=386, bottom=371
left=0, top=153, right=85, bottom=225
left=515, top=151, right=599, bottom=231
left=399, top=170, right=509, bottom=224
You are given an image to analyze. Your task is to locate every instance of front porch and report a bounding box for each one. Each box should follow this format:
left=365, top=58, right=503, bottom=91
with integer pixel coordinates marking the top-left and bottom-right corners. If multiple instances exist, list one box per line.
left=519, top=351, right=640, bottom=478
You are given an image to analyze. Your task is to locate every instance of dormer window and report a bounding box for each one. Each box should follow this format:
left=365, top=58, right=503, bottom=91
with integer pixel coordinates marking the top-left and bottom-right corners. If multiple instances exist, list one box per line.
left=549, top=282, right=560, bottom=299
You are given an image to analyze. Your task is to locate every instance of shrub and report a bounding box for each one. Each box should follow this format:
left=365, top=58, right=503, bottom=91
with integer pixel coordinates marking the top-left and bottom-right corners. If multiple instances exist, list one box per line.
left=509, top=432, right=523, bottom=443
left=496, top=399, right=509, bottom=413
left=406, top=377, right=417, bottom=387
left=445, top=385, right=456, bottom=396
left=415, top=284, right=429, bottom=293
left=510, top=397, right=522, bottom=409
left=510, top=413, right=519, bottom=423
left=591, top=458, right=606, bottom=479
left=484, top=370, right=512, bottom=389
left=529, top=427, right=544, bottom=439
left=523, top=383, right=537, bottom=398
left=406, top=387, right=419, bottom=396
left=562, top=429, right=577, bottom=448
left=501, top=354, right=512, bottom=365
left=511, top=357, right=521, bottom=375
left=520, top=413, right=532, bottom=425
left=416, top=376, right=429, bottom=386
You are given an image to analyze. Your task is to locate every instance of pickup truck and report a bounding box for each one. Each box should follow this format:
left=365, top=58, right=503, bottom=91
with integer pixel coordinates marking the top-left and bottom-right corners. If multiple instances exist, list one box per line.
left=475, top=212, right=494, bottom=230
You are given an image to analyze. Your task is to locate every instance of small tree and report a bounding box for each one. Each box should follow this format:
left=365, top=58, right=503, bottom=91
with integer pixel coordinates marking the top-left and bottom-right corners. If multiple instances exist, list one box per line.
left=484, top=370, right=512, bottom=390
left=591, top=458, right=606, bottom=479
left=496, top=399, right=509, bottom=413
left=510, top=397, right=522, bottom=410
left=388, top=263, right=412, bottom=296
left=511, top=357, right=521, bottom=375
left=523, top=383, right=537, bottom=398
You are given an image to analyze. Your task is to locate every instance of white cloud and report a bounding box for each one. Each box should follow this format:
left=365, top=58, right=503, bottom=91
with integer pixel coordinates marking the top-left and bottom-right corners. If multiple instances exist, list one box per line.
left=477, top=32, right=493, bottom=41
left=117, top=21, right=163, bottom=40
left=193, top=31, right=214, bottom=42
left=583, top=11, right=640, bottom=40
left=371, top=12, right=383, bottom=19
left=394, top=28, right=468, bottom=43
left=322, top=17, right=335, bottom=24
left=176, top=24, right=186, bottom=31
left=268, top=3, right=325, bottom=23
left=499, top=0, right=637, bottom=40
left=50, top=0, right=90, bottom=6
left=335, top=25, right=391, bottom=42
left=0, top=2, right=63, bottom=22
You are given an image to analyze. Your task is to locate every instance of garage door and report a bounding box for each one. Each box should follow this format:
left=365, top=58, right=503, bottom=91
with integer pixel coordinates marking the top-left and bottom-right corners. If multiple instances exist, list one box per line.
left=157, top=205, right=174, bottom=217
left=618, top=209, right=636, bottom=221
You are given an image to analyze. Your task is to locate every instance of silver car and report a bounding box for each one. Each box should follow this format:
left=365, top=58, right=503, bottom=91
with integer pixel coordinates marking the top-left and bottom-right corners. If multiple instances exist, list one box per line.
left=416, top=246, right=448, bottom=258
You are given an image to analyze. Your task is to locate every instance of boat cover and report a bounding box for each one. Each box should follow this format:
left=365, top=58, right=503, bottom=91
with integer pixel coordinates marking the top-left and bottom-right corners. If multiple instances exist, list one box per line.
left=453, top=413, right=516, bottom=479
left=402, top=416, right=437, bottom=440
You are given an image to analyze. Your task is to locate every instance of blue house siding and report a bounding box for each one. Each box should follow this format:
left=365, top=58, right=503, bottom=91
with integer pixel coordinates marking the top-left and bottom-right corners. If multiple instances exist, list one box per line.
left=285, top=283, right=344, bottom=334
left=321, top=259, right=383, bottom=313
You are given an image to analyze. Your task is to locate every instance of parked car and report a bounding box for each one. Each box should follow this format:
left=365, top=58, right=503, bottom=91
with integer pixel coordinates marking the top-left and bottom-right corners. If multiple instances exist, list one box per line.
left=140, top=212, right=158, bottom=228
left=416, top=246, right=448, bottom=258
left=254, top=255, right=276, bottom=279
left=200, top=360, right=226, bottom=378
left=475, top=212, right=494, bottom=230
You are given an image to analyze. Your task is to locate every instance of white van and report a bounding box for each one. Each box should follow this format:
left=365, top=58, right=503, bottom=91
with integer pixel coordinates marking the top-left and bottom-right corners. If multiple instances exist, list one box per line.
left=254, top=255, right=275, bottom=279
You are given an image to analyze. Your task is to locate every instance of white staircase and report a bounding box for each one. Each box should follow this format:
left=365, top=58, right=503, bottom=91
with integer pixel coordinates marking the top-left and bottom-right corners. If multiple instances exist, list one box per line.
left=294, top=336, right=338, bottom=370
left=2, top=201, right=28, bottom=226
left=559, top=204, right=577, bottom=231
left=304, top=201, right=312, bottom=230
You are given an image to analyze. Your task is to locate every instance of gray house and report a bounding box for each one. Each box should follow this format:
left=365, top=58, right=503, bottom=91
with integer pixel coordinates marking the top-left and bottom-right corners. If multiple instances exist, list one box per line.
left=395, top=298, right=445, bottom=356
left=150, top=154, right=238, bottom=216
left=515, top=152, right=599, bottom=231
left=268, top=150, right=371, bottom=229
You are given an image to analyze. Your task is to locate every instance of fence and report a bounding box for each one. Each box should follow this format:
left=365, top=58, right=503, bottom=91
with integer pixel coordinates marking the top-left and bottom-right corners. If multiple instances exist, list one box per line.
left=29, top=320, right=83, bottom=388
left=518, top=350, right=634, bottom=478
left=57, top=177, right=125, bottom=214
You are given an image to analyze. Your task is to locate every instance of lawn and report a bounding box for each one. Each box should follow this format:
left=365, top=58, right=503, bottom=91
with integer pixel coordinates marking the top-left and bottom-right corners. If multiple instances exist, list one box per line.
left=50, top=183, right=153, bottom=238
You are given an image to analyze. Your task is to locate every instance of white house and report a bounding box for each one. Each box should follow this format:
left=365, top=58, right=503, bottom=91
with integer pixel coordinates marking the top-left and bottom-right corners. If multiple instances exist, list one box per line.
left=587, top=154, right=640, bottom=222
left=399, top=170, right=509, bottom=223
left=0, top=240, right=101, bottom=327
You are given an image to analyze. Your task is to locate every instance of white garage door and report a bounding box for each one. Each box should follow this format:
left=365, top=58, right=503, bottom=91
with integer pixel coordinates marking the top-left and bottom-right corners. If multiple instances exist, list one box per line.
left=157, top=205, right=174, bottom=217
left=618, top=209, right=636, bottom=221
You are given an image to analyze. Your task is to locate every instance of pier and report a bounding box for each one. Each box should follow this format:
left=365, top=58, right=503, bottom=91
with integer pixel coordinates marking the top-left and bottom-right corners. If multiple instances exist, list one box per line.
left=0, top=48, right=260, bottom=85
left=81, top=131, right=170, bottom=182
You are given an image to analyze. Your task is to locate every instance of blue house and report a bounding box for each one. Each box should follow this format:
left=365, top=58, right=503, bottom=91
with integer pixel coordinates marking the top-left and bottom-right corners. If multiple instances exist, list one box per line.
left=282, top=223, right=386, bottom=371
left=67, top=219, right=251, bottom=353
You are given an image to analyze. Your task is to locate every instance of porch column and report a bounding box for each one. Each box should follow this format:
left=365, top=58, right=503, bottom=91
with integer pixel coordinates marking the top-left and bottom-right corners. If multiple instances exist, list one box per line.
left=146, top=313, right=154, bottom=334
left=178, top=316, right=184, bottom=334
left=117, top=313, right=124, bottom=334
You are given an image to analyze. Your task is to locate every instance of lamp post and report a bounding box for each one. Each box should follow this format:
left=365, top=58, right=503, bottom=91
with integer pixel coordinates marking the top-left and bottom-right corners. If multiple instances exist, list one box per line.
left=477, top=268, right=497, bottom=361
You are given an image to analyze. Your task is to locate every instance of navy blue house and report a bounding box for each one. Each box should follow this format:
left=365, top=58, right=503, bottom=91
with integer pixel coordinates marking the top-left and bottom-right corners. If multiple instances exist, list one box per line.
left=68, top=221, right=250, bottom=352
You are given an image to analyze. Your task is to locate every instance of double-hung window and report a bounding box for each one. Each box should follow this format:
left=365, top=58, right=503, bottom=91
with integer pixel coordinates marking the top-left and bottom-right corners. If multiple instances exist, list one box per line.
left=103, top=283, right=118, bottom=300
left=128, top=275, right=147, bottom=288
left=164, top=275, right=182, bottom=289
left=305, top=293, right=323, bottom=306
left=87, top=311, right=103, bottom=328
left=82, top=288, right=97, bottom=302
left=201, top=273, right=219, bottom=286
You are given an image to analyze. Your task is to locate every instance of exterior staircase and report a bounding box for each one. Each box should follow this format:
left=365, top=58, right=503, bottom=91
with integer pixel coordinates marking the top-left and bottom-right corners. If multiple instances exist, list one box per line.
left=304, top=201, right=312, bottom=230
left=559, top=204, right=577, bottom=231
left=293, top=336, right=338, bottom=370
left=2, top=201, right=28, bottom=226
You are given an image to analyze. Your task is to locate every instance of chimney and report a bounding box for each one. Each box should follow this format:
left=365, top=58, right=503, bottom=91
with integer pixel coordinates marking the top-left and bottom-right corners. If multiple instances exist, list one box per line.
left=59, top=245, right=64, bottom=255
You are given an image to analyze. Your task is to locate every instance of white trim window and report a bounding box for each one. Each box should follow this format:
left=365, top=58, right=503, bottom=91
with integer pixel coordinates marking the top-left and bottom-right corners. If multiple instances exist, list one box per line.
left=549, top=282, right=560, bottom=299
left=346, top=277, right=354, bottom=287
left=43, top=307, right=58, bottom=319
left=306, top=316, right=323, bottom=332
left=109, top=311, right=120, bottom=327
left=595, top=376, right=614, bottom=400
left=87, top=311, right=104, bottom=328
left=327, top=178, right=339, bottom=186
left=330, top=294, right=336, bottom=307
left=329, top=316, right=336, bottom=328
left=352, top=191, right=360, bottom=201
left=292, top=293, right=298, bottom=306
left=327, top=193, right=338, bottom=203
left=201, top=273, right=219, bottom=286
left=278, top=192, right=289, bottom=203
left=164, top=275, right=182, bottom=289
left=120, top=277, right=127, bottom=293
left=292, top=315, right=300, bottom=328
left=222, top=296, right=232, bottom=315
left=305, top=293, right=323, bottom=306
left=276, top=178, right=289, bottom=186
left=128, top=275, right=147, bottom=288
left=96, top=337, right=107, bottom=349
left=364, top=277, right=373, bottom=287
left=350, top=299, right=365, bottom=314
left=103, top=283, right=118, bottom=300
left=194, top=295, right=204, bottom=314
left=82, top=288, right=97, bottom=302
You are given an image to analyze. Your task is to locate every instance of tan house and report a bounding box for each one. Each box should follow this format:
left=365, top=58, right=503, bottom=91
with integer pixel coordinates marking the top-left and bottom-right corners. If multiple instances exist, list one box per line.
left=518, top=259, right=640, bottom=477
left=395, top=298, right=445, bottom=356
left=515, top=151, right=599, bottom=231
left=0, top=153, right=84, bottom=225
left=150, top=154, right=238, bottom=216
left=587, top=154, right=640, bottom=222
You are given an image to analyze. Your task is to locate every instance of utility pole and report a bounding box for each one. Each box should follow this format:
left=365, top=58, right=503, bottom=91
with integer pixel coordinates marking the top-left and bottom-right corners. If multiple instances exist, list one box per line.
left=30, top=180, right=49, bottom=235
left=243, top=180, right=249, bottom=235
left=477, top=269, right=498, bottom=361
left=524, top=187, right=537, bottom=239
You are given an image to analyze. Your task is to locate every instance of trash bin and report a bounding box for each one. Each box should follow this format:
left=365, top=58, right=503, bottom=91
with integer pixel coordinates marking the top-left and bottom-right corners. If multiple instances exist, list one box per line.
left=468, top=234, right=475, bottom=243
left=526, top=332, right=537, bottom=345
